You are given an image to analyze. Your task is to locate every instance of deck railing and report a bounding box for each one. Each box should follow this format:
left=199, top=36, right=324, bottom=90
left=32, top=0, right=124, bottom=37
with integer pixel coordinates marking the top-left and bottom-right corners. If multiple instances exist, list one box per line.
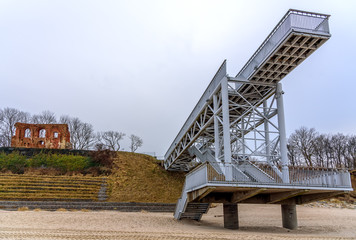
left=184, top=162, right=352, bottom=192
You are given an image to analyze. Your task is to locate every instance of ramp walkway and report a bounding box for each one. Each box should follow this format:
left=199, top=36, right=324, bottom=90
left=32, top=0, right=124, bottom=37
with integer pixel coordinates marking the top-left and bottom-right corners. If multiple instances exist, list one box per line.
left=164, top=9, right=353, bottom=230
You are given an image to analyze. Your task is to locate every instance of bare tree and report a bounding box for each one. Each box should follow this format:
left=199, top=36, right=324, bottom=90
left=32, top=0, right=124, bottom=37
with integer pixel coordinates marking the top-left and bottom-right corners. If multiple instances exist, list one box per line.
left=289, top=127, right=318, bottom=167
left=329, top=133, right=348, bottom=168
left=59, top=115, right=71, bottom=125
left=0, top=107, right=30, bottom=147
left=312, top=134, right=328, bottom=168
left=129, top=134, right=143, bottom=152
left=97, top=131, right=125, bottom=151
left=346, top=135, right=356, bottom=169
left=31, top=110, right=57, bottom=124
left=287, top=128, right=356, bottom=170
left=287, top=138, right=301, bottom=166
left=59, top=115, right=96, bottom=150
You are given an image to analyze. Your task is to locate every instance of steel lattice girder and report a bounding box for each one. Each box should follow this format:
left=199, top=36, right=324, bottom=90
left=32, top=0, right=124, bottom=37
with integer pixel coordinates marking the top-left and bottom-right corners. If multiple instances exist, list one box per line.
left=164, top=9, right=330, bottom=171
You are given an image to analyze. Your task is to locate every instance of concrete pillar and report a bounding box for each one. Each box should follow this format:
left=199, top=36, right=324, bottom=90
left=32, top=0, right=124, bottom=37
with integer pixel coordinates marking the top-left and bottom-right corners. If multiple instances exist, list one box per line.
left=281, top=204, right=298, bottom=230
left=223, top=203, right=239, bottom=229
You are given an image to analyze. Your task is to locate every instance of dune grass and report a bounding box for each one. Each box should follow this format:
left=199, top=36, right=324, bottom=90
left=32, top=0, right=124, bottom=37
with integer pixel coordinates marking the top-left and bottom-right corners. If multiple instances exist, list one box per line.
left=108, top=152, right=185, bottom=203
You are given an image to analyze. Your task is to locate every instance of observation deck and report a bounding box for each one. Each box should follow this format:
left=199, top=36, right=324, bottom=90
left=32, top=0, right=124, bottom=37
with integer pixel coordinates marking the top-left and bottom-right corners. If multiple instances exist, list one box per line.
left=163, top=9, right=352, bottom=230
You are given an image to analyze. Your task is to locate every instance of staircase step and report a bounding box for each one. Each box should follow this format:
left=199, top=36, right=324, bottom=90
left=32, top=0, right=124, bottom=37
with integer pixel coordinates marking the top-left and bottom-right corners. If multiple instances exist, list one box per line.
left=178, top=203, right=210, bottom=220
left=181, top=212, right=202, bottom=220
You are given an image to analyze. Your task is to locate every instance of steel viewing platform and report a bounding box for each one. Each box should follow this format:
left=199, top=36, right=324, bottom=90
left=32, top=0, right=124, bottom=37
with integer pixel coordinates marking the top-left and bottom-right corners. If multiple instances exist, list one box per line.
left=163, top=9, right=353, bottom=230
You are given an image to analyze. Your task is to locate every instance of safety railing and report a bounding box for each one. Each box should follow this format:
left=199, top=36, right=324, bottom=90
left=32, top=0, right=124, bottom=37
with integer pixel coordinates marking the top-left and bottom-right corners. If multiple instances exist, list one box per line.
left=185, top=164, right=208, bottom=191
left=184, top=162, right=352, bottom=192
left=288, top=166, right=351, bottom=188
left=174, top=181, right=188, bottom=219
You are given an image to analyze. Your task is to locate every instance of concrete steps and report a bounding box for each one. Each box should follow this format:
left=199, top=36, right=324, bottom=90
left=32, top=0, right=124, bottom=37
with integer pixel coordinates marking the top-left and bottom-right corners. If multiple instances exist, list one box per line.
left=0, top=174, right=108, bottom=201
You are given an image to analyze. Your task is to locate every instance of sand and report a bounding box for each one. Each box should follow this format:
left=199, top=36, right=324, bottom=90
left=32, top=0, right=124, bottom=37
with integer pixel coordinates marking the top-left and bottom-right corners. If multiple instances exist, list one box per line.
left=0, top=204, right=355, bottom=239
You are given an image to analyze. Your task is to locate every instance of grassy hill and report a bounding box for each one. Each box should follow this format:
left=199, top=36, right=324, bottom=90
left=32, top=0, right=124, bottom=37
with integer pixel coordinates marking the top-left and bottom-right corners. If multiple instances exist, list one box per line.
left=0, top=150, right=185, bottom=203
left=108, top=152, right=185, bottom=203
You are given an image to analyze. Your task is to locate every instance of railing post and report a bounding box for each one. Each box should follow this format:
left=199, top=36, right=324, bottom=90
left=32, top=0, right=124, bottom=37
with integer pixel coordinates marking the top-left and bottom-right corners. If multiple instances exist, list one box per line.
left=276, top=83, right=290, bottom=183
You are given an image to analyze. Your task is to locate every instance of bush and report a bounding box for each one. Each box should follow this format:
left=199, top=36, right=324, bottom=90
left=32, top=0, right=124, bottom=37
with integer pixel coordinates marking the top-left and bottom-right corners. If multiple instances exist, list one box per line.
left=28, top=153, right=91, bottom=173
left=0, top=152, right=27, bottom=174
left=0, top=150, right=109, bottom=175
left=90, top=144, right=116, bottom=167
left=0, top=151, right=91, bottom=174
left=48, top=154, right=90, bottom=172
left=28, top=152, right=49, bottom=168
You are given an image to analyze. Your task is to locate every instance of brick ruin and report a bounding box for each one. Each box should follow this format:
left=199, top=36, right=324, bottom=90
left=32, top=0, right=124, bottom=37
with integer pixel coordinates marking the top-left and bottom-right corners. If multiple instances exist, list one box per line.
left=11, top=122, right=71, bottom=149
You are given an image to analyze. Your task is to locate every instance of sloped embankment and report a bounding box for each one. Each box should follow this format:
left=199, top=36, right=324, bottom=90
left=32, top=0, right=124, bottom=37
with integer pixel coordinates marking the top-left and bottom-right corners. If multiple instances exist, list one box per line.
left=108, top=152, right=185, bottom=203
left=0, top=152, right=185, bottom=204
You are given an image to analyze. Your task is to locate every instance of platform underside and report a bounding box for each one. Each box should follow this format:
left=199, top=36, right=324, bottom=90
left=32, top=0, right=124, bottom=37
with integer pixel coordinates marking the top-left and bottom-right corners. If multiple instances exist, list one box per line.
left=188, top=185, right=350, bottom=205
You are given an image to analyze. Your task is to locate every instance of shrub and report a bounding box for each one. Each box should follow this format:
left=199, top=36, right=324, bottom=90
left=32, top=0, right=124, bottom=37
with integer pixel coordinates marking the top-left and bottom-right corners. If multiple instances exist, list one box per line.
left=28, top=152, right=49, bottom=168
left=0, top=152, right=27, bottom=174
left=90, top=144, right=116, bottom=167
left=0, top=151, right=102, bottom=175
left=0, top=152, right=7, bottom=170
left=44, top=154, right=91, bottom=173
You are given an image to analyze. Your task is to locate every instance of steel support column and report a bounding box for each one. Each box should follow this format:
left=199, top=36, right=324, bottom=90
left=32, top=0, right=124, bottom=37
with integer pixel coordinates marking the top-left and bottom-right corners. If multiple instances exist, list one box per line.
left=241, top=117, right=246, bottom=157
left=276, top=83, right=290, bottom=183
left=263, top=100, right=271, bottom=164
left=213, top=94, right=220, bottom=162
left=221, top=77, right=232, bottom=181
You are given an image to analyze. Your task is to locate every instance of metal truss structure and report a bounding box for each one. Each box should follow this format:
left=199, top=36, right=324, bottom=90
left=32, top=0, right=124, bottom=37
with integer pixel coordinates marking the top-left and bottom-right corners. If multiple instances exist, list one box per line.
left=163, top=9, right=353, bottom=227
left=165, top=9, right=331, bottom=173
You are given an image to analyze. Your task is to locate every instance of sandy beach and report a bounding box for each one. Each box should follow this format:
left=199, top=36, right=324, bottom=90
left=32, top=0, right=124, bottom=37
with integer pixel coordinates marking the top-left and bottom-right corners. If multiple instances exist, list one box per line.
left=0, top=204, right=355, bottom=239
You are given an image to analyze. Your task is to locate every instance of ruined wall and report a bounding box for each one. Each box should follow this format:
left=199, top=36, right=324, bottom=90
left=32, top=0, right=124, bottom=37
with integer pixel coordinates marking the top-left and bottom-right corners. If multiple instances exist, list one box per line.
left=11, top=123, right=71, bottom=149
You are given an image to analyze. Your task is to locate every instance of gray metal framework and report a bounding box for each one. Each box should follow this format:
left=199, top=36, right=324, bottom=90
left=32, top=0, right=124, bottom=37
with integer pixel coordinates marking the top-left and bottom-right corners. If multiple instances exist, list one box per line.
left=165, top=9, right=331, bottom=172
left=163, top=9, right=352, bottom=225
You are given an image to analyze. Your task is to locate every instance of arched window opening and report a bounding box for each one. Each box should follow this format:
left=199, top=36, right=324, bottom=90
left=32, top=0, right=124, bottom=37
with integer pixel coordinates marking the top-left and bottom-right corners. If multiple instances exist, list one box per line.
left=39, top=129, right=46, bottom=138
left=54, top=132, right=59, bottom=138
left=38, top=141, right=44, bottom=146
left=24, top=129, right=31, bottom=138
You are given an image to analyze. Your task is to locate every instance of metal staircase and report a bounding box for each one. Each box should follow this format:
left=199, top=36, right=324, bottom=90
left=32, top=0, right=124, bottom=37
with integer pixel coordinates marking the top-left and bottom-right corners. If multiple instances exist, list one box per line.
left=180, top=203, right=210, bottom=220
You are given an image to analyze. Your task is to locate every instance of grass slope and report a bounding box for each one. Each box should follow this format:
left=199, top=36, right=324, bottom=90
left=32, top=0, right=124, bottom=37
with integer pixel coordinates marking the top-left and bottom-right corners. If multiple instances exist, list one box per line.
left=108, top=152, right=185, bottom=203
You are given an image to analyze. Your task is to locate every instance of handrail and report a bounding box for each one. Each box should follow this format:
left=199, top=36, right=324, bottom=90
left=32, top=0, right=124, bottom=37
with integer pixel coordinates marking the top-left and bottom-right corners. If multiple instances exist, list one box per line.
left=183, top=162, right=353, bottom=188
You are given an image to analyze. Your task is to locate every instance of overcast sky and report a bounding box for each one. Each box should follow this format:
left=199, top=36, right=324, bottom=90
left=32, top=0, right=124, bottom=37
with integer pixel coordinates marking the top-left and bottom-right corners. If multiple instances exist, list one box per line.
left=1, top=0, right=356, bottom=156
